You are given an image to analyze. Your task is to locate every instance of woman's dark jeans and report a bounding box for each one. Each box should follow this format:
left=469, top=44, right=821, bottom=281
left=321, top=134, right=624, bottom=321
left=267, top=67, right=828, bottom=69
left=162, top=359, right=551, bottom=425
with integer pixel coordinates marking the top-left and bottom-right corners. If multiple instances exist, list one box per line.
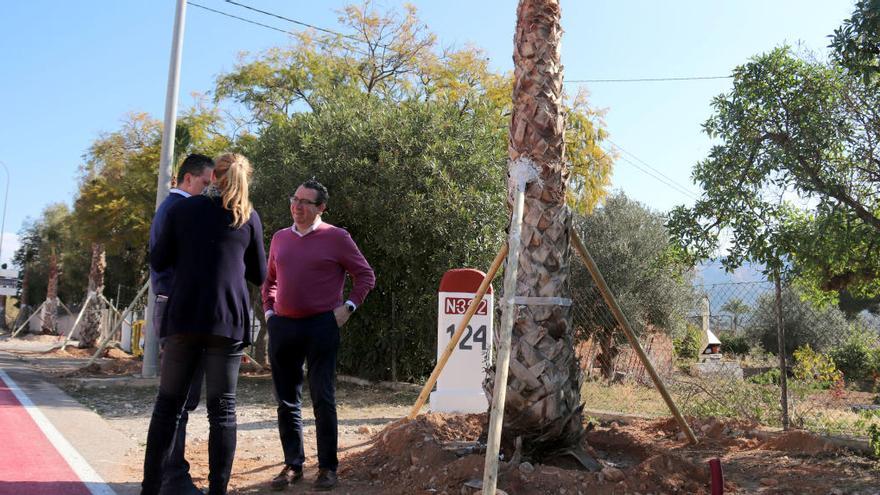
left=141, top=333, right=244, bottom=495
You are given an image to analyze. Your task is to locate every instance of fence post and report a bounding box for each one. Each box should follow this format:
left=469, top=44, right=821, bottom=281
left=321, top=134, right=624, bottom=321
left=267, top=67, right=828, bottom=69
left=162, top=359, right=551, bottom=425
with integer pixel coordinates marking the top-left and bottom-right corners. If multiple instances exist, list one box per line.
left=773, top=270, right=790, bottom=430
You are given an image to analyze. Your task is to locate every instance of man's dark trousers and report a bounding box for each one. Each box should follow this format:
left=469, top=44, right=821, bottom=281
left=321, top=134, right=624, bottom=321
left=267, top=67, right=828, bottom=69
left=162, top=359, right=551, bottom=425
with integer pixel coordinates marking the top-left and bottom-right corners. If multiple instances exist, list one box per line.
left=268, top=311, right=340, bottom=472
left=154, top=296, right=205, bottom=494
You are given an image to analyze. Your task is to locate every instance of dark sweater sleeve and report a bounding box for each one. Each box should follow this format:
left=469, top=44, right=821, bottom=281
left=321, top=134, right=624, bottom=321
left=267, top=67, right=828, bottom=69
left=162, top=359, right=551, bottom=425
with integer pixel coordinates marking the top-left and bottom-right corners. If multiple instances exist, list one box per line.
left=150, top=201, right=179, bottom=273
left=244, top=211, right=268, bottom=286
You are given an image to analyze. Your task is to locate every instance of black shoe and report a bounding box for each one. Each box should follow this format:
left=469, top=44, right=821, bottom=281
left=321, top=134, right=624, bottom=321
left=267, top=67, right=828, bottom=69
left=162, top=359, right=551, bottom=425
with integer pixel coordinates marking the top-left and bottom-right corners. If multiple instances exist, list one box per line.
left=314, top=469, right=337, bottom=491
left=159, top=481, right=203, bottom=495
left=270, top=464, right=303, bottom=491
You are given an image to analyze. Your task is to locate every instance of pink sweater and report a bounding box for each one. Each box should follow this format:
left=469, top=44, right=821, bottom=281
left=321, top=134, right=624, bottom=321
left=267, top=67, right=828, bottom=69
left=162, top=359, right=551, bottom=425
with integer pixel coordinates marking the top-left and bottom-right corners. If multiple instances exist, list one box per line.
left=262, top=223, right=375, bottom=319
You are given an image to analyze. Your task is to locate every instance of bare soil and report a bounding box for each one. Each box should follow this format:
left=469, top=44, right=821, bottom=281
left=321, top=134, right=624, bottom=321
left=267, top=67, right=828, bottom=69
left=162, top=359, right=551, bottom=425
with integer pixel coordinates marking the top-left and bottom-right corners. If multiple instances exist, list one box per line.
left=6, top=347, right=879, bottom=494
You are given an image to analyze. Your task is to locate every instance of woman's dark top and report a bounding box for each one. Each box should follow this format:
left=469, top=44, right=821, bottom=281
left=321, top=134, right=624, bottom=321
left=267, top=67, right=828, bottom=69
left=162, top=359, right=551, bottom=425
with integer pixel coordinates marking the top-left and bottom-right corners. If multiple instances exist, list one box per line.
left=151, top=195, right=267, bottom=345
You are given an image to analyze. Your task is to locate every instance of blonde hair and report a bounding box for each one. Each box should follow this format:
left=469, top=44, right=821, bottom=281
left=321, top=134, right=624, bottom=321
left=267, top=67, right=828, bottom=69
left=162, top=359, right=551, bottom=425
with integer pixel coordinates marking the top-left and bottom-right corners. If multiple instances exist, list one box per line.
left=213, top=153, right=254, bottom=229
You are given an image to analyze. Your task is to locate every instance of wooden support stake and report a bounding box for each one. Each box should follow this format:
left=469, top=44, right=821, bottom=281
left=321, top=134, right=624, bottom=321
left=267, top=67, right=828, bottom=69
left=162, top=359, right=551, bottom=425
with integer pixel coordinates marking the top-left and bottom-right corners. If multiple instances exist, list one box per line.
left=407, top=243, right=508, bottom=420
left=58, top=299, right=75, bottom=318
left=10, top=301, right=45, bottom=338
left=570, top=229, right=698, bottom=445
left=60, top=292, right=95, bottom=351
left=87, top=281, right=149, bottom=367
left=482, top=187, right=526, bottom=495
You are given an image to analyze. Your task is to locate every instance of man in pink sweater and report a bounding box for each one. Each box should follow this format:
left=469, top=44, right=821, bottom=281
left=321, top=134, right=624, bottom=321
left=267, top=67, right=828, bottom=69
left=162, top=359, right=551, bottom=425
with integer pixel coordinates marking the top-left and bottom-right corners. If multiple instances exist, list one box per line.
left=262, top=178, right=375, bottom=491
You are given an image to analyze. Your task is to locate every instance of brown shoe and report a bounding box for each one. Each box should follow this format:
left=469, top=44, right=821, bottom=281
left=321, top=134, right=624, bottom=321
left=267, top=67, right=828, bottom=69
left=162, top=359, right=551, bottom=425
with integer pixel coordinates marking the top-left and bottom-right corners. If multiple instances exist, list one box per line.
left=314, top=469, right=338, bottom=491
left=270, top=464, right=302, bottom=491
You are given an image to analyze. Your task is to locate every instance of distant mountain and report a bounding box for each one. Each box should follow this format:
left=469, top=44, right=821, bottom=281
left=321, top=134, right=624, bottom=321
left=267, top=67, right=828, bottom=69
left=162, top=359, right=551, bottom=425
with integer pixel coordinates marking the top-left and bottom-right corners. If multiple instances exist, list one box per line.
left=693, top=259, right=766, bottom=286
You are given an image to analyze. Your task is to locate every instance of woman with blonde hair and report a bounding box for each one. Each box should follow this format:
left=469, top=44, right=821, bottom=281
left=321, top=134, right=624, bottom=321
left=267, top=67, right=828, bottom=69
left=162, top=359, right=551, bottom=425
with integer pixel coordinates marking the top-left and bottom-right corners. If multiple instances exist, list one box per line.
left=142, top=153, right=267, bottom=495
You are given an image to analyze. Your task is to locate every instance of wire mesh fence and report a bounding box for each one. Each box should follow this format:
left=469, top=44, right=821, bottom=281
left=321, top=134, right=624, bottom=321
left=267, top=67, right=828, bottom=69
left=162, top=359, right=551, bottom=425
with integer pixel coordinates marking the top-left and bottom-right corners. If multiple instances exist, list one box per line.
left=570, top=257, right=880, bottom=440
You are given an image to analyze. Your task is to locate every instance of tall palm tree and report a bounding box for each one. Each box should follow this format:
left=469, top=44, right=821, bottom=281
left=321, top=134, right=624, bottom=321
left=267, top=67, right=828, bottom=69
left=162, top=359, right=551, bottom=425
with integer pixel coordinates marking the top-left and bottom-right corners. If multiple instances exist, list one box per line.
left=78, top=243, right=105, bottom=348
left=40, top=249, right=59, bottom=334
left=487, top=0, right=582, bottom=456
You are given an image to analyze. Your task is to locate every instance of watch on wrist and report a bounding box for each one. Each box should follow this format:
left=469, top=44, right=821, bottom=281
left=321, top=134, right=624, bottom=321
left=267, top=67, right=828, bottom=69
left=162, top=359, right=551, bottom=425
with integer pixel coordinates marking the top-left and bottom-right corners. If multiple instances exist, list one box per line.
left=345, top=302, right=356, bottom=313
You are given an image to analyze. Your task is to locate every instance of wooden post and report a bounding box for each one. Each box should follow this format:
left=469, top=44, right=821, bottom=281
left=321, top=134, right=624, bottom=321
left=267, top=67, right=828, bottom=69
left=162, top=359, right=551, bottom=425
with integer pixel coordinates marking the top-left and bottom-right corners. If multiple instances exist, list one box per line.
left=87, top=281, right=149, bottom=366
left=570, top=229, right=698, bottom=445
left=407, top=243, right=508, bottom=420
left=482, top=187, right=526, bottom=495
left=59, top=292, right=95, bottom=351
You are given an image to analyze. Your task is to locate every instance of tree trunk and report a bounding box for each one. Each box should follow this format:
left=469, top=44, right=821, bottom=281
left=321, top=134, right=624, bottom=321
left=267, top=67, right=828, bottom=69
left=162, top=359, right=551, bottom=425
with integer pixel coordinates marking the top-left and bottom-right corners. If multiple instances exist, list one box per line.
left=486, top=0, right=582, bottom=457
left=774, top=272, right=790, bottom=430
left=597, top=327, right=619, bottom=380
left=41, top=249, right=59, bottom=334
left=78, top=243, right=106, bottom=348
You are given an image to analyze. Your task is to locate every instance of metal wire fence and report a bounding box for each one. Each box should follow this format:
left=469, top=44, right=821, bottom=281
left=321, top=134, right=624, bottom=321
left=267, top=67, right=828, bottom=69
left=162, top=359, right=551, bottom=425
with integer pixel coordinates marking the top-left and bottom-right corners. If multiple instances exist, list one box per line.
left=571, top=263, right=880, bottom=440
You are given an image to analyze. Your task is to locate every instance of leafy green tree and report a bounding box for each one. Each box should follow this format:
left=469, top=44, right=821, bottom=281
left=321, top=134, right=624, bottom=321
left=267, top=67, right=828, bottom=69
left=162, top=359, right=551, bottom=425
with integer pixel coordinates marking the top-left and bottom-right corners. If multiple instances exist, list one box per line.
left=830, top=0, right=880, bottom=85
left=721, top=298, right=751, bottom=335
left=12, top=204, right=72, bottom=318
left=216, top=1, right=614, bottom=213
left=572, top=193, right=696, bottom=377
left=668, top=45, right=880, bottom=299
left=748, top=288, right=849, bottom=356
left=245, top=90, right=507, bottom=380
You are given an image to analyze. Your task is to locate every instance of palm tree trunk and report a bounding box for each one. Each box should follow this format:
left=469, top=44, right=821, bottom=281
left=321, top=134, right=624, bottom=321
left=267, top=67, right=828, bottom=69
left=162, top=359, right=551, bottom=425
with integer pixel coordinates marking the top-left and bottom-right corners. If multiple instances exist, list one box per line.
left=487, top=0, right=582, bottom=457
left=78, top=243, right=106, bottom=348
left=41, top=249, right=59, bottom=334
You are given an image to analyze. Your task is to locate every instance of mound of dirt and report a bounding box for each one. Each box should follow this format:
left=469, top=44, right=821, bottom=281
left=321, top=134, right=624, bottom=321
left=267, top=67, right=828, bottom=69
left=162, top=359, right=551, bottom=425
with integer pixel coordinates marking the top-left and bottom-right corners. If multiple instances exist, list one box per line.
left=341, top=414, right=718, bottom=494
left=760, top=429, right=837, bottom=455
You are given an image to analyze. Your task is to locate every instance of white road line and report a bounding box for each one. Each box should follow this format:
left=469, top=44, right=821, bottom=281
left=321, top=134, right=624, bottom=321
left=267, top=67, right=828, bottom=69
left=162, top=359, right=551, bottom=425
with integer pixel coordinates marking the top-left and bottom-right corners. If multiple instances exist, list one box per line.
left=0, top=368, right=116, bottom=495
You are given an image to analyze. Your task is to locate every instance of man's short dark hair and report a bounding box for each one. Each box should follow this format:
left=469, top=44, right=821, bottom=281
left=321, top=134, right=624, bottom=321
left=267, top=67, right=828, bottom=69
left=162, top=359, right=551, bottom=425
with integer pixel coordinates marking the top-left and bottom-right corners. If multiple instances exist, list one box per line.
left=301, top=178, right=329, bottom=205
left=176, top=153, right=215, bottom=184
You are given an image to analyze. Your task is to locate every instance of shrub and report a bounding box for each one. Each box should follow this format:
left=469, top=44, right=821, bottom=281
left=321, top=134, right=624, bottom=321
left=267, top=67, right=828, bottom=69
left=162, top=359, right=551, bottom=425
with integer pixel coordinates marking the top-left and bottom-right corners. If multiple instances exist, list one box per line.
left=830, top=327, right=878, bottom=383
left=719, top=332, right=750, bottom=356
left=748, top=368, right=781, bottom=385
left=792, top=345, right=842, bottom=389
left=673, top=323, right=702, bottom=362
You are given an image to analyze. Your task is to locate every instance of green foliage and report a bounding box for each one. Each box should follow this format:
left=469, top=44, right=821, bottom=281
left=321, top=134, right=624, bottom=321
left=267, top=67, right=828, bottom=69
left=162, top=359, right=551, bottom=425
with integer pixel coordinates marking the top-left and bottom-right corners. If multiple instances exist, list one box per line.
left=748, top=368, right=781, bottom=386
left=719, top=332, right=750, bottom=356
left=215, top=1, right=613, bottom=213
left=246, top=90, right=507, bottom=381
left=673, top=323, right=703, bottom=362
left=792, top=345, right=842, bottom=389
left=13, top=204, right=73, bottom=304
left=720, top=298, right=750, bottom=334
left=869, top=424, right=880, bottom=459
left=667, top=40, right=880, bottom=300
left=571, top=193, right=696, bottom=345
left=830, top=327, right=879, bottom=383
left=747, top=288, right=849, bottom=356
left=829, top=0, right=880, bottom=86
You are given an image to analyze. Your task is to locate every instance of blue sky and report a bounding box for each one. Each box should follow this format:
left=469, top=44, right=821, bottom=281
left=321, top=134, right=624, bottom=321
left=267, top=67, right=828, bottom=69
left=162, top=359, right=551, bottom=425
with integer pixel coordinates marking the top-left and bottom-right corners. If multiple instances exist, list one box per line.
left=0, top=1, right=855, bottom=267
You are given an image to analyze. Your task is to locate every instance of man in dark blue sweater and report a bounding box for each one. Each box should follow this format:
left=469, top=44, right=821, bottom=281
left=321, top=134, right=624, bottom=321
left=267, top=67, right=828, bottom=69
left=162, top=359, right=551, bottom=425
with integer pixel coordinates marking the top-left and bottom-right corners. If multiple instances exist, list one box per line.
left=149, top=153, right=214, bottom=495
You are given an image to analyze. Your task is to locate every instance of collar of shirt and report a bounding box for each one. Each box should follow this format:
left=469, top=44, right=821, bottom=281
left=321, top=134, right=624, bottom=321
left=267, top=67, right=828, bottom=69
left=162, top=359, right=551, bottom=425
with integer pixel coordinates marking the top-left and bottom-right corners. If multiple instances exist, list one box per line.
left=169, top=188, right=191, bottom=198
left=291, top=218, right=322, bottom=237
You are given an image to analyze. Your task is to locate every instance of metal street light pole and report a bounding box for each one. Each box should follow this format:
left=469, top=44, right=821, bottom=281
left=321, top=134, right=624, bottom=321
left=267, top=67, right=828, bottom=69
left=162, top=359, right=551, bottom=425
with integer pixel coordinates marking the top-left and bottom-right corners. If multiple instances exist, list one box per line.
left=0, top=161, right=9, bottom=265
left=143, top=0, right=187, bottom=378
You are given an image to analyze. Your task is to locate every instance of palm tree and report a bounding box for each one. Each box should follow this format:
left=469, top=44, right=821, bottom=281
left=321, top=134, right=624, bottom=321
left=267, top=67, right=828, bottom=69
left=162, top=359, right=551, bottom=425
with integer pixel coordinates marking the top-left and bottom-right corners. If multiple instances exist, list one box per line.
left=77, top=243, right=105, bottom=348
left=721, top=298, right=750, bottom=335
left=40, top=249, right=59, bottom=335
left=487, top=0, right=582, bottom=457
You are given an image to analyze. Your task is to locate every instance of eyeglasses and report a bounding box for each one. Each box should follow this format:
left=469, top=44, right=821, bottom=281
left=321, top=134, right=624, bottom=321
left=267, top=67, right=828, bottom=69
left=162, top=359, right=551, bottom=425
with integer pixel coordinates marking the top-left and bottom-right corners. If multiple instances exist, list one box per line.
left=289, top=197, right=320, bottom=206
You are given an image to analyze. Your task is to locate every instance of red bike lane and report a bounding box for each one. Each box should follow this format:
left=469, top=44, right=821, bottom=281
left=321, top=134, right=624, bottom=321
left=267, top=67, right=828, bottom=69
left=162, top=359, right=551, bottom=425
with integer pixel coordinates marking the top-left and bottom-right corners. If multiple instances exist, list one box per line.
left=0, top=370, right=98, bottom=495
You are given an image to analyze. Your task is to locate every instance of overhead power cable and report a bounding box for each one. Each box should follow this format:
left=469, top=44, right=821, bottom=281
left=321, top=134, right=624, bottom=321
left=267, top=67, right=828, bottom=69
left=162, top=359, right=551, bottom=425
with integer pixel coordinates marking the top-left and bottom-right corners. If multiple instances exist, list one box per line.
left=567, top=75, right=732, bottom=83
left=606, top=139, right=700, bottom=198
left=187, top=2, right=298, bottom=36
left=602, top=144, right=700, bottom=200
left=223, top=0, right=361, bottom=41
